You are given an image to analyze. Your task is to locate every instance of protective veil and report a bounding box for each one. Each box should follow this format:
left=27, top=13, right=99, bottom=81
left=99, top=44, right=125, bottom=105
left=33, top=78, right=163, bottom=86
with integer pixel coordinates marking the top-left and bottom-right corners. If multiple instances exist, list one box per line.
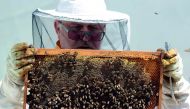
left=32, top=0, right=130, bottom=50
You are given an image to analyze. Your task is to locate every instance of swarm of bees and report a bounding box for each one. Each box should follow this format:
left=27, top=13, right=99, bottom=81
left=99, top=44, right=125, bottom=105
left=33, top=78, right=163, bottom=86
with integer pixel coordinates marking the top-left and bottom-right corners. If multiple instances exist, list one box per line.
left=27, top=52, right=158, bottom=109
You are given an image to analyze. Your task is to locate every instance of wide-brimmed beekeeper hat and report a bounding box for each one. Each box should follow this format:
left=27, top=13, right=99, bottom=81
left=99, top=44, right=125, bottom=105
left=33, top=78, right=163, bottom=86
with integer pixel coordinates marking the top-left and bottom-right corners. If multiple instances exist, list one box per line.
left=34, top=0, right=129, bottom=23
left=32, top=0, right=130, bottom=50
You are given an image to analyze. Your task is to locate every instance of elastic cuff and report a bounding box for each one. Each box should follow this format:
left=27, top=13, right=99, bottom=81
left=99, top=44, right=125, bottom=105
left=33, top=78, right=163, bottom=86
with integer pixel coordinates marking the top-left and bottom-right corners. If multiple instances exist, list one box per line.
left=0, top=74, right=24, bottom=101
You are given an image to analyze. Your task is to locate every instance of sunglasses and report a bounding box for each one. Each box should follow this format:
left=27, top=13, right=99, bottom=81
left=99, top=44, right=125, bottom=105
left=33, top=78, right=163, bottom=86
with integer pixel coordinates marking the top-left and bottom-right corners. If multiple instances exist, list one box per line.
left=60, top=23, right=105, bottom=41
left=68, top=30, right=105, bottom=41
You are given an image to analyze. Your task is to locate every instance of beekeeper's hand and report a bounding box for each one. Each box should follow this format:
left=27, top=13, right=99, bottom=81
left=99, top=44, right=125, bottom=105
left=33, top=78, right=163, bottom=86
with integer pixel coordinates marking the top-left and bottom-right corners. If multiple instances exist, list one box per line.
left=157, top=48, right=183, bottom=82
left=7, top=42, right=35, bottom=85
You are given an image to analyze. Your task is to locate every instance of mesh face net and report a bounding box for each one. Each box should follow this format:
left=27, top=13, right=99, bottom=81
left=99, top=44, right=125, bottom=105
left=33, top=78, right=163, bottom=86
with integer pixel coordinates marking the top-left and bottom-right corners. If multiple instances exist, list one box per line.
left=32, top=9, right=130, bottom=50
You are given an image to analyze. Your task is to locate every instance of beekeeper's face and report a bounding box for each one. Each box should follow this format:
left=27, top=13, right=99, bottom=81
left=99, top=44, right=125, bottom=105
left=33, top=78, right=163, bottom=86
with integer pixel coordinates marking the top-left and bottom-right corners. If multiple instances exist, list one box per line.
left=54, top=20, right=105, bottom=49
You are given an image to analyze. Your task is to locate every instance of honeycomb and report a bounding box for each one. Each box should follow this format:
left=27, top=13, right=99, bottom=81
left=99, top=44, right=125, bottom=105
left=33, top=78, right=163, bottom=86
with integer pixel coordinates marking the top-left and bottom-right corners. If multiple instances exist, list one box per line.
left=23, top=49, right=163, bottom=109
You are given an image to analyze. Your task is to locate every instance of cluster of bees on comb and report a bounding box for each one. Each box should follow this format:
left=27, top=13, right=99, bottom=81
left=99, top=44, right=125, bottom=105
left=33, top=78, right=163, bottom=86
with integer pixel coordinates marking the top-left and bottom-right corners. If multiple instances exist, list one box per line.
left=27, top=52, right=157, bottom=109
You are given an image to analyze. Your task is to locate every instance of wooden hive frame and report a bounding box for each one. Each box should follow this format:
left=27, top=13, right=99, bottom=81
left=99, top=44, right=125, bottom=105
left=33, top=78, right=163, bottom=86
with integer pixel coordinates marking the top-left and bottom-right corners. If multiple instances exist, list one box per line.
left=24, top=48, right=163, bottom=109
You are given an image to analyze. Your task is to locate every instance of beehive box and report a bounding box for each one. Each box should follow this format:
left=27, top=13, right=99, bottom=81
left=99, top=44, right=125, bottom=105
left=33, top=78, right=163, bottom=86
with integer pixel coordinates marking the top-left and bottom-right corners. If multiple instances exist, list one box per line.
left=24, top=49, right=163, bottom=109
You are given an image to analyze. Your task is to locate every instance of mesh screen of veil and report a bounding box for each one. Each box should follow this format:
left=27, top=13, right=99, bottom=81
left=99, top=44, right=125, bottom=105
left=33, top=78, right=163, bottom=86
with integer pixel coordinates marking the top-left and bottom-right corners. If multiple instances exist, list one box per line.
left=24, top=49, right=163, bottom=109
left=32, top=9, right=130, bottom=50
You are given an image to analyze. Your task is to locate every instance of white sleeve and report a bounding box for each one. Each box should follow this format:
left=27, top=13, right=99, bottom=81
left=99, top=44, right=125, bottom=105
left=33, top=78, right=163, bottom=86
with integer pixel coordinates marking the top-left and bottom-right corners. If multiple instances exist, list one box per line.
left=0, top=74, right=24, bottom=109
left=162, top=77, right=190, bottom=109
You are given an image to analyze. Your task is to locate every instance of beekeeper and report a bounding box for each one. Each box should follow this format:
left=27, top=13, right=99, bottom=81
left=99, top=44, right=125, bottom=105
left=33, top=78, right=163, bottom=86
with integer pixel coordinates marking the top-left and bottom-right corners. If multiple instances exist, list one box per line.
left=0, top=0, right=190, bottom=109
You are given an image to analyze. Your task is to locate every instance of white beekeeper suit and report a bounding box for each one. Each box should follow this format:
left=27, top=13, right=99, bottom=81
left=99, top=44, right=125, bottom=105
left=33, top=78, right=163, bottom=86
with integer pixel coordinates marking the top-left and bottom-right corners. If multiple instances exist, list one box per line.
left=0, top=0, right=190, bottom=109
